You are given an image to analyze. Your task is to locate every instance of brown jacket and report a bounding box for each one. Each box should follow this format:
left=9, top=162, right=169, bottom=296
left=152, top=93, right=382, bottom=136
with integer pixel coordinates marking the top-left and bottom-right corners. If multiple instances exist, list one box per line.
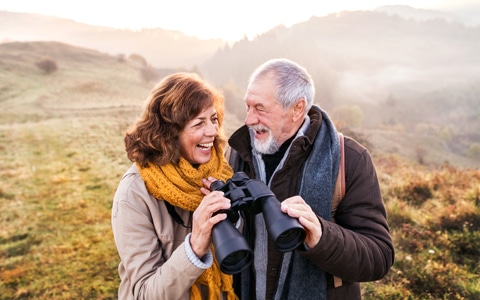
left=111, top=164, right=227, bottom=299
left=228, top=106, right=394, bottom=299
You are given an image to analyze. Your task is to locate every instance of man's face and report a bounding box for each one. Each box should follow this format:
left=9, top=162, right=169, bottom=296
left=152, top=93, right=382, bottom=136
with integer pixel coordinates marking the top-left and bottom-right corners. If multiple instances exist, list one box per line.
left=244, top=75, right=297, bottom=154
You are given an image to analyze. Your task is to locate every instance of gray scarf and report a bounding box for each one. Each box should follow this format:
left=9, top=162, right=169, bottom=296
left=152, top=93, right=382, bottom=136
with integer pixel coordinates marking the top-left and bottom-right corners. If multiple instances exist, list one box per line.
left=251, top=107, right=340, bottom=300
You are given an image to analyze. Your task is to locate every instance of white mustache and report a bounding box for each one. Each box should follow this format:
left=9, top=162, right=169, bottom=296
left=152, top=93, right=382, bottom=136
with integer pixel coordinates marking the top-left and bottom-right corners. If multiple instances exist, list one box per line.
left=249, top=124, right=270, bottom=132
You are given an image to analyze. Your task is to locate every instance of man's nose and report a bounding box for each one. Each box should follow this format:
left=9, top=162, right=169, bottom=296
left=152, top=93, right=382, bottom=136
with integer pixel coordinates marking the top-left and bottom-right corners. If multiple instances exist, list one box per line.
left=244, top=109, right=258, bottom=126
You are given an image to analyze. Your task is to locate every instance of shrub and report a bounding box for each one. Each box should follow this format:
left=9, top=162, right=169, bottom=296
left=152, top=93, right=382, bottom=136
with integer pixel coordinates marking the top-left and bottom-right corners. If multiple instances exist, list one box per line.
left=116, top=53, right=126, bottom=62
left=392, top=176, right=434, bottom=207
left=35, top=58, right=58, bottom=74
left=467, top=142, right=480, bottom=159
left=128, top=53, right=147, bottom=67
left=415, top=145, right=428, bottom=165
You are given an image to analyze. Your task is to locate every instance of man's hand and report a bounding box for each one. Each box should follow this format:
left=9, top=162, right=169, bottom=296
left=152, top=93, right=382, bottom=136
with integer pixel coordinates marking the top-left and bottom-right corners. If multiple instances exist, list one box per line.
left=281, top=196, right=322, bottom=248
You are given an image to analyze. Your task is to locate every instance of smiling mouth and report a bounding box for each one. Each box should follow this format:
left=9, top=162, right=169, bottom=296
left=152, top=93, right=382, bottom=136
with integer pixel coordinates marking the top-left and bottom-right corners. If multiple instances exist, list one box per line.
left=249, top=125, right=269, bottom=138
left=197, top=142, right=214, bottom=149
left=256, top=129, right=268, bottom=135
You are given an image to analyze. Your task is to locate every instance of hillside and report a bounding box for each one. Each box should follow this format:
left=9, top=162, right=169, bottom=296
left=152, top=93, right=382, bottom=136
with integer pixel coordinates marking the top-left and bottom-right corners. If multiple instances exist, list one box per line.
left=0, top=40, right=240, bottom=135
left=0, top=10, right=225, bottom=68
left=202, top=10, right=480, bottom=168
left=0, top=41, right=145, bottom=122
left=1, top=7, right=479, bottom=169
left=1, top=37, right=478, bottom=169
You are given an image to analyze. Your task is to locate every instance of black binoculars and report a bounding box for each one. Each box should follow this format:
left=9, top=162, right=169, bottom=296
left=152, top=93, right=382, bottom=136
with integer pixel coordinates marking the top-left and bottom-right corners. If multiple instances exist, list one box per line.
left=210, top=172, right=306, bottom=274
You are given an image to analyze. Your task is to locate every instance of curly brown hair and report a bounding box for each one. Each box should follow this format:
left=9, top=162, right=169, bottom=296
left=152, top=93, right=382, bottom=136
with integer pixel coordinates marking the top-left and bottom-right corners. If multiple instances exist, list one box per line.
left=124, top=72, right=227, bottom=167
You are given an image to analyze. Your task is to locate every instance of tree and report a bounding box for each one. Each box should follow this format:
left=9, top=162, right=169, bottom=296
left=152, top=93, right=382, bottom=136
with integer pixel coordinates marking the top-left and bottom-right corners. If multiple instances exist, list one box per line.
left=35, top=58, right=58, bottom=74
left=128, top=53, right=147, bottom=67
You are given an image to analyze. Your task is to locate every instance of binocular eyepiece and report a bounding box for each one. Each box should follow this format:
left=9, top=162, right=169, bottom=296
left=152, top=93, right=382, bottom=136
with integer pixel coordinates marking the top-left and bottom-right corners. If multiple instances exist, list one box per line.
left=211, top=172, right=306, bottom=274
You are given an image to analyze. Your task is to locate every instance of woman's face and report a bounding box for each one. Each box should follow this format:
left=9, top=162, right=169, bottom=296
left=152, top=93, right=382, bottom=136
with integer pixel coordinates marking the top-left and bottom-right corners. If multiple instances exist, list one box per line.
left=179, top=105, right=219, bottom=165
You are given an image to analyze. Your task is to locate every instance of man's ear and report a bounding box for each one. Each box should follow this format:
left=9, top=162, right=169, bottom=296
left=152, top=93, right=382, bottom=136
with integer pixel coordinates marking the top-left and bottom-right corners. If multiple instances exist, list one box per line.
left=292, top=98, right=306, bottom=121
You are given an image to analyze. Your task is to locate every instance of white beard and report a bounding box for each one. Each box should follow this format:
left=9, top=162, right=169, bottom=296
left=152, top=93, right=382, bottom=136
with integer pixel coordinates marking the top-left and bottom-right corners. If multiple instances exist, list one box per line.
left=251, top=126, right=280, bottom=154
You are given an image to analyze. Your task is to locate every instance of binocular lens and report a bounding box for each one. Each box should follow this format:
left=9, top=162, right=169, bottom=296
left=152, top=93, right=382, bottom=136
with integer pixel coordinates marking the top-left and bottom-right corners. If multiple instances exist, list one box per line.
left=220, top=249, right=252, bottom=274
left=262, top=197, right=306, bottom=252
left=213, top=219, right=253, bottom=274
left=275, top=228, right=305, bottom=252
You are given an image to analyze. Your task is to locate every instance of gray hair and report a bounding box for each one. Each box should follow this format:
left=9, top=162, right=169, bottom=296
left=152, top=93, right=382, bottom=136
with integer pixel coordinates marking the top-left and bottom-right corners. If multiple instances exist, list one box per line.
left=248, top=58, right=315, bottom=115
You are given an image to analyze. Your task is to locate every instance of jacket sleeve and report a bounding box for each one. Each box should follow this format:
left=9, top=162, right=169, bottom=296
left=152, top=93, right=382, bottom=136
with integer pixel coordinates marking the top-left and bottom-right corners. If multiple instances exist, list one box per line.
left=112, top=171, right=208, bottom=299
left=299, top=139, right=394, bottom=282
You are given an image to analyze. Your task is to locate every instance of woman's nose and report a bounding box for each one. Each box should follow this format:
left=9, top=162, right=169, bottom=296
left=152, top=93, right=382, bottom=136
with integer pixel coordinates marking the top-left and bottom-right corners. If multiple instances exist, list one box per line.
left=206, top=121, right=218, bottom=136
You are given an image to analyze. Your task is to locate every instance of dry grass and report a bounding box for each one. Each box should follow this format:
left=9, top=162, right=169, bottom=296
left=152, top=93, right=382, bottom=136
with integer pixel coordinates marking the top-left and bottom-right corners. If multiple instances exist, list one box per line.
left=0, top=116, right=129, bottom=299
left=1, top=41, right=479, bottom=299
left=362, top=154, right=480, bottom=299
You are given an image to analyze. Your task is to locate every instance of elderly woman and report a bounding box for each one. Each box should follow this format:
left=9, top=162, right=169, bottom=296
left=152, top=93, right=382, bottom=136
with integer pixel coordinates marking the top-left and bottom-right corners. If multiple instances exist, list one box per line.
left=112, top=73, right=237, bottom=299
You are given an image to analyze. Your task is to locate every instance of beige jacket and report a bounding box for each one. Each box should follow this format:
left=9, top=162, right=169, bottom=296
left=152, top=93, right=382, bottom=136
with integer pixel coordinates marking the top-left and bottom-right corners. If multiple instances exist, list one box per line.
left=112, top=164, right=222, bottom=299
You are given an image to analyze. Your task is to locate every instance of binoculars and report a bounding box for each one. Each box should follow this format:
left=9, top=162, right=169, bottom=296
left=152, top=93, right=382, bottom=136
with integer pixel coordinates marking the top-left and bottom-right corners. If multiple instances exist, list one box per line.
left=210, top=172, right=306, bottom=274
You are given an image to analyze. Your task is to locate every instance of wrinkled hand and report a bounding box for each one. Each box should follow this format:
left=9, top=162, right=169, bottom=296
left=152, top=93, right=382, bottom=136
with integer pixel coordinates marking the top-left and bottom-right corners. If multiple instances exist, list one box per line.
left=281, top=196, right=322, bottom=248
left=190, top=190, right=230, bottom=258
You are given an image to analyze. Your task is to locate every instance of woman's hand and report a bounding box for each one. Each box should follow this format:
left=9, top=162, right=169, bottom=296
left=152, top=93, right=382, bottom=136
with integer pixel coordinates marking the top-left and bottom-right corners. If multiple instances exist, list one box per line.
left=281, top=196, right=322, bottom=248
left=190, top=189, right=230, bottom=258
left=200, top=176, right=218, bottom=195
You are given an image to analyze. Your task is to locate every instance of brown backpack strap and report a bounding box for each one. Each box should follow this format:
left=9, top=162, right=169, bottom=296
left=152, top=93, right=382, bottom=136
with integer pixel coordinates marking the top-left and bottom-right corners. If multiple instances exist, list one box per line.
left=332, top=132, right=345, bottom=288
left=331, top=132, right=345, bottom=218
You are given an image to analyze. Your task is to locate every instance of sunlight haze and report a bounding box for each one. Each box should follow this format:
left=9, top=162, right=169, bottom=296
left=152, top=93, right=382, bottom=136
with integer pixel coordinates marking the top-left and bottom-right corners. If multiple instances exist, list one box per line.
left=0, top=0, right=477, bottom=42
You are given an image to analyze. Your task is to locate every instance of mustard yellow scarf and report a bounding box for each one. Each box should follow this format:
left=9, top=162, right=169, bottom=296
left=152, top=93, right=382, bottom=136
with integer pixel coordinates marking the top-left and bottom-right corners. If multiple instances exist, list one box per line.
left=137, top=146, right=237, bottom=300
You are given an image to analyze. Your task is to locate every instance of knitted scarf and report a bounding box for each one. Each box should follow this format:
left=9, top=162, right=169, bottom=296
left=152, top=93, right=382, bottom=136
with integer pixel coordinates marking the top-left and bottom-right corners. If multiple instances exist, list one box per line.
left=137, top=146, right=237, bottom=300
left=228, top=106, right=339, bottom=299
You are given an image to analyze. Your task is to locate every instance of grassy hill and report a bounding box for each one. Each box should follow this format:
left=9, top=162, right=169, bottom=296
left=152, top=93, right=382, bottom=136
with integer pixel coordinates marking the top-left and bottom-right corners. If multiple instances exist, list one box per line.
left=0, top=41, right=478, bottom=299
left=0, top=41, right=147, bottom=122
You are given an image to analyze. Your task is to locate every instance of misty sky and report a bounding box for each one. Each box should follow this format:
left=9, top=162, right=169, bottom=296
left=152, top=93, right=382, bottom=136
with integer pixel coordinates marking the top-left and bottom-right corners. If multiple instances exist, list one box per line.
left=0, top=0, right=478, bottom=41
